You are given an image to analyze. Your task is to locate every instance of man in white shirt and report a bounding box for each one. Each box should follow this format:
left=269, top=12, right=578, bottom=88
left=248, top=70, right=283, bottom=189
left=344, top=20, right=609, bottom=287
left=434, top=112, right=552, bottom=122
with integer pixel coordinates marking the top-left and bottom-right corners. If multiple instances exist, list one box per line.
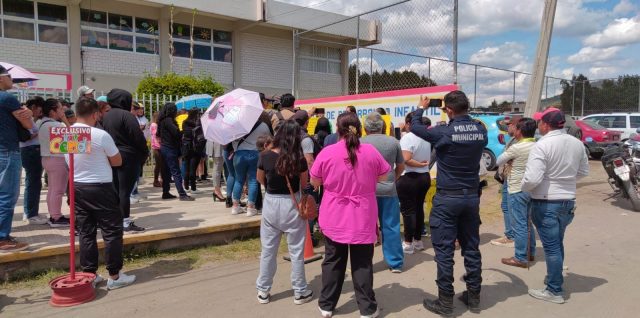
left=522, top=107, right=589, bottom=304
left=69, top=97, right=136, bottom=290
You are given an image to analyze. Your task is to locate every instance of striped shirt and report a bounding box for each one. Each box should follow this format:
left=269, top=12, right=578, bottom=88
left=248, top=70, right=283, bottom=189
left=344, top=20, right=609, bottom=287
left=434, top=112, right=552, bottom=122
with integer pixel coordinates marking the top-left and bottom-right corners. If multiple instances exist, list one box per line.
left=496, top=138, right=535, bottom=194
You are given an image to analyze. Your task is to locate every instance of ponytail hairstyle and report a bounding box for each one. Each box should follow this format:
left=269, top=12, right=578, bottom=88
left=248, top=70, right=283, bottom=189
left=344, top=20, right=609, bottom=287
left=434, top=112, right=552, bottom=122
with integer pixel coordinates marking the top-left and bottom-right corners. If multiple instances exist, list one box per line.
left=337, top=112, right=361, bottom=167
left=273, top=119, right=304, bottom=179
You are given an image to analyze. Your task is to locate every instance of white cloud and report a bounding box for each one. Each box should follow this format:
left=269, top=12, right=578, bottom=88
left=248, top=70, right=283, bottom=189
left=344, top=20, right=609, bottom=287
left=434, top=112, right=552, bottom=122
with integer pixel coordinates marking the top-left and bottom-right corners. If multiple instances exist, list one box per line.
left=468, top=42, right=529, bottom=71
left=567, top=46, right=624, bottom=64
left=583, top=15, right=640, bottom=47
left=349, top=57, right=382, bottom=74
left=589, top=66, right=621, bottom=78
left=613, top=0, right=638, bottom=15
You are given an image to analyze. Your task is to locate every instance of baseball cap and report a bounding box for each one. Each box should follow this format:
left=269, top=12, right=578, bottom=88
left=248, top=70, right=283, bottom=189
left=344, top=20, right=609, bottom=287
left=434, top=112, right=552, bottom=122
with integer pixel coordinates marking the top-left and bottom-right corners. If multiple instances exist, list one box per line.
left=533, top=107, right=565, bottom=128
left=291, top=110, right=309, bottom=126
left=0, top=64, right=9, bottom=76
left=77, top=85, right=95, bottom=97
left=64, top=109, right=76, bottom=118
left=96, top=95, right=108, bottom=102
left=58, top=98, right=74, bottom=107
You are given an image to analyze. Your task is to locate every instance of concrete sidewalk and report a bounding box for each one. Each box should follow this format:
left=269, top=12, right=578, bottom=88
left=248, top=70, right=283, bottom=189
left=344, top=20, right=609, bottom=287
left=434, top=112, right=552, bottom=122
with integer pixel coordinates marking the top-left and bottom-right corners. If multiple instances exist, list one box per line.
left=1, top=161, right=639, bottom=317
left=1, top=179, right=260, bottom=275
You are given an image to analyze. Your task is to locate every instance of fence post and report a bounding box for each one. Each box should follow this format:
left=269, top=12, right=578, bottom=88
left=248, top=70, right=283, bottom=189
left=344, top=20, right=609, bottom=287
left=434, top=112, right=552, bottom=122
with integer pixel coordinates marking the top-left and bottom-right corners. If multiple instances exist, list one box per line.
left=571, top=82, right=576, bottom=117
left=428, top=58, right=431, bottom=81
left=512, top=72, right=516, bottom=112
left=473, top=65, right=477, bottom=108
left=370, top=49, right=373, bottom=93
left=453, top=0, right=458, bottom=84
left=581, top=81, right=586, bottom=117
left=637, top=79, right=640, bottom=112
left=355, top=17, right=360, bottom=95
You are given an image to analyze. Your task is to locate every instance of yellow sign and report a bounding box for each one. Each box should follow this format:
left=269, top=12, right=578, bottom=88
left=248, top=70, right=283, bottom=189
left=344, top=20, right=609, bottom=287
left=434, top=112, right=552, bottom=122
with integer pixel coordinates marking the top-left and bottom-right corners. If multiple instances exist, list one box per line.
left=307, top=117, right=319, bottom=136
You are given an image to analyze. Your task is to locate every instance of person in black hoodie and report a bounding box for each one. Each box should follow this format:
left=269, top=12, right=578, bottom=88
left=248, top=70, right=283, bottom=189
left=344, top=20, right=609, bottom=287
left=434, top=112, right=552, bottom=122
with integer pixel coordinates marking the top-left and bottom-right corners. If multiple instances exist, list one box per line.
left=181, top=108, right=205, bottom=194
left=157, top=103, right=194, bottom=201
left=102, top=89, right=149, bottom=232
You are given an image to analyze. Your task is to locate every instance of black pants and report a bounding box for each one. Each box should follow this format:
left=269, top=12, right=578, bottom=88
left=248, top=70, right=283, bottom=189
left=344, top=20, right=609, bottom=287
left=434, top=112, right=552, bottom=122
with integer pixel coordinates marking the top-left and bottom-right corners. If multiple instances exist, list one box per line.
left=184, top=151, right=202, bottom=191
left=112, top=154, right=141, bottom=219
left=153, top=149, right=164, bottom=183
left=430, top=191, right=482, bottom=294
left=397, top=172, right=431, bottom=242
left=75, top=183, right=123, bottom=276
left=319, top=237, right=377, bottom=315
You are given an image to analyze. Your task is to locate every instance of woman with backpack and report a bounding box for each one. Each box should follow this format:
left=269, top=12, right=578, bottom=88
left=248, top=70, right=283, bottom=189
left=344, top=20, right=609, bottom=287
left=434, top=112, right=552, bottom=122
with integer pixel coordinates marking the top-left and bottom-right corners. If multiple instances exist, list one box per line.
left=182, top=108, right=206, bottom=194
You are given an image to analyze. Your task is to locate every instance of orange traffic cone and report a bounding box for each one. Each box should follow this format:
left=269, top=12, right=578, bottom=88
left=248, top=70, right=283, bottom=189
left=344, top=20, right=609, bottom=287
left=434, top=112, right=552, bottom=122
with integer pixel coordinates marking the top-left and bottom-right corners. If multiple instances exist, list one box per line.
left=283, top=224, right=323, bottom=263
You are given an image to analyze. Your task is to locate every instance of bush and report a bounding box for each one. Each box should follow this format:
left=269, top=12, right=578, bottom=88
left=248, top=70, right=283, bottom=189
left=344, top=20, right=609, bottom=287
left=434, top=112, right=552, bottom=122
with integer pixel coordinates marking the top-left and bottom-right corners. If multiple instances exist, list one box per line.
left=136, top=73, right=225, bottom=97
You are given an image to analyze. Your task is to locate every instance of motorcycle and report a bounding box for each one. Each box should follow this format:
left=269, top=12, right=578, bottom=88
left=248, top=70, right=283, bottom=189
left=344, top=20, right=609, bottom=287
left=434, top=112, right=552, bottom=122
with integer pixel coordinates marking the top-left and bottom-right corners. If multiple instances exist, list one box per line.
left=602, top=129, right=640, bottom=211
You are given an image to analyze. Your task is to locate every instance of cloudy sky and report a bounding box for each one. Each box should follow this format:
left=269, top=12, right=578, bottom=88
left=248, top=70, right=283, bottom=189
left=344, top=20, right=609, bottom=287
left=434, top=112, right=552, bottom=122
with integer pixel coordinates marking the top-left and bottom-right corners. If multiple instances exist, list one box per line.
left=277, top=0, right=640, bottom=106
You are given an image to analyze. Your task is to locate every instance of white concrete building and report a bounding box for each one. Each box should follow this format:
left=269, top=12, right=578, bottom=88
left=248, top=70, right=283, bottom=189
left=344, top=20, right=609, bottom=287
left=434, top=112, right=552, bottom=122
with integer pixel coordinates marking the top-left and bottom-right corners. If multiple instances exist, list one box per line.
left=0, top=0, right=380, bottom=98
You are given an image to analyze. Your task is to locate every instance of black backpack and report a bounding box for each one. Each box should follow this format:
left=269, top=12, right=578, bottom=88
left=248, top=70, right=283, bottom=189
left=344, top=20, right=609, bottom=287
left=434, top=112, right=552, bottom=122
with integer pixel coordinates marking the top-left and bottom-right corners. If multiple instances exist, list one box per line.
left=302, top=133, right=323, bottom=158
left=192, top=122, right=206, bottom=152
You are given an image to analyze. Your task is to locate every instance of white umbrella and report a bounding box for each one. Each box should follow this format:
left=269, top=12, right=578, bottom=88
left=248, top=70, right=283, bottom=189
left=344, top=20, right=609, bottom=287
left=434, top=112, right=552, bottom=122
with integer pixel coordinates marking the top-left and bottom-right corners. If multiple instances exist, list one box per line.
left=200, top=88, right=263, bottom=145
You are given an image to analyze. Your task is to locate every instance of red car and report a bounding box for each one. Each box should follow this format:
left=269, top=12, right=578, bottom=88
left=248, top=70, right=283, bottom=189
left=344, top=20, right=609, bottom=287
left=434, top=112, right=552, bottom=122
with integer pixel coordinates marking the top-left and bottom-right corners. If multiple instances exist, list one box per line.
left=575, top=120, right=622, bottom=159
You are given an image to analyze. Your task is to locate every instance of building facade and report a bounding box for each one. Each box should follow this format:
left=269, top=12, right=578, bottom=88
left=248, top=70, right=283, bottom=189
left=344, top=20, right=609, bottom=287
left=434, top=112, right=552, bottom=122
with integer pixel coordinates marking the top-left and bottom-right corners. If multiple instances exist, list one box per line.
left=0, top=0, right=379, bottom=98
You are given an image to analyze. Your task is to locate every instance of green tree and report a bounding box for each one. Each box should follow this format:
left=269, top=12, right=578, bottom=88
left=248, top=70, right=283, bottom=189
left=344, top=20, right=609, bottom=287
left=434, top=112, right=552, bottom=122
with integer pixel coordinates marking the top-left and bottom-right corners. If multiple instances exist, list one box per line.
left=348, top=64, right=437, bottom=94
left=136, top=73, right=225, bottom=97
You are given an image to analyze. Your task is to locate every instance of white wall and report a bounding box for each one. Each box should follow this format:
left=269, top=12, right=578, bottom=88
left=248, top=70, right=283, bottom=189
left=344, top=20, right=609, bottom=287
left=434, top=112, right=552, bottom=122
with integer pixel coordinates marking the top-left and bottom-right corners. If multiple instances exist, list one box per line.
left=173, top=58, right=233, bottom=86
left=239, top=32, right=292, bottom=90
left=0, top=38, right=69, bottom=73
left=298, top=71, right=343, bottom=99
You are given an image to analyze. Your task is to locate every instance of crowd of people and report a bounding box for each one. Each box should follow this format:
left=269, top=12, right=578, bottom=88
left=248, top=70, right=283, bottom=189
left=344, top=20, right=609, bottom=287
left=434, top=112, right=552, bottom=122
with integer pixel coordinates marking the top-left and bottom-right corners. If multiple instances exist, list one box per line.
left=1, top=60, right=589, bottom=315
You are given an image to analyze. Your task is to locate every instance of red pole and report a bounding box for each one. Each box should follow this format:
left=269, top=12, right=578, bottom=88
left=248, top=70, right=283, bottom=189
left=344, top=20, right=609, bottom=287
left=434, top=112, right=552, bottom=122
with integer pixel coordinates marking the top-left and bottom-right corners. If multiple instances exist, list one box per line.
left=69, top=153, right=75, bottom=280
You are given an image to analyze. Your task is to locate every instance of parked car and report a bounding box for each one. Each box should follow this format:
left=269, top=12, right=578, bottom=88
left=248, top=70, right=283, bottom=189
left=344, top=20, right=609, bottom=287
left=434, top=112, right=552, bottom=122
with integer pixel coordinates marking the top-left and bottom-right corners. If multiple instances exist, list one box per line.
left=575, top=120, right=622, bottom=159
left=581, top=113, right=640, bottom=140
left=471, top=114, right=509, bottom=170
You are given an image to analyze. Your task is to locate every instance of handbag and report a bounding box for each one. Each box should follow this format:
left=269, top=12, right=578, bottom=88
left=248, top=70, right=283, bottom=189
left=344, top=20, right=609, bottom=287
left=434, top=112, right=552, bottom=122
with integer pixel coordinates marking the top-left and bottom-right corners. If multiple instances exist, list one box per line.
left=285, top=176, right=318, bottom=220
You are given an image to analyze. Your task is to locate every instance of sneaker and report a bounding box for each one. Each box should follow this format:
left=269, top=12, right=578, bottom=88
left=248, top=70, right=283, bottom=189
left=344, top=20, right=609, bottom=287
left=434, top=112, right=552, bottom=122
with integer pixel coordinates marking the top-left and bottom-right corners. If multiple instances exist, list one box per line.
left=361, top=308, right=380, bottom=318
left=402, top=241, right=414, bottom=254
left=23, top=215, right=49, bottom=225
left=162, top=193, right=177, bottom=200
left=318, top=306, right=333, bottom=318
left=107, top=272, right=136, bottom=290
left=231, top=206, right=245, bottom=215
left=390, top=268, right=402, bottom=273
left=422, top=228, right=430, bottom=237
left=130, top=196, right=140, bottom=204
left=124, top=222, right=145, bottom=233
left=49, top=216, right=70, bottom=228
left=413, top=240, right=425, bottom=251
left=257, top=290, right=270, bottom=304
left=294, top=289, right=313, bottom=305
left=246, top=207, right=258, bottom=217
left=528, top=288, right=565, bottom=304
left=189, top=189, right=203, bottom=194
left=0, top=237, right=29, bottom=253
left=179, top=195, right=195, bottom=201
left=490, top=236, right=515, bottom=247
left=92, top=274, right=105, bottom=287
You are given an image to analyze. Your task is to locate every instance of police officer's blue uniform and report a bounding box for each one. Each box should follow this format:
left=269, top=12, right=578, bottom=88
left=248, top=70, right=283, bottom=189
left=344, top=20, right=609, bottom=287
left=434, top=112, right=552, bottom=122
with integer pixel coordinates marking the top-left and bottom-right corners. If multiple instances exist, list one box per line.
left=410, top=108, right=488, bottom=313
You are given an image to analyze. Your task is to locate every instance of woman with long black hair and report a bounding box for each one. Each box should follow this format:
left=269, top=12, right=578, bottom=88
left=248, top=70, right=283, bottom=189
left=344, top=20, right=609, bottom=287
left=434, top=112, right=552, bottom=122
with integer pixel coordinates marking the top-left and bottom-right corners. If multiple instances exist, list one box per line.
left=157, top=103, right=193, bottom=201
left=255, top=120, right=313, bottom=305
left=182, top=108, right=205, bottom=194
left=311, top=112, right=390, bottom=318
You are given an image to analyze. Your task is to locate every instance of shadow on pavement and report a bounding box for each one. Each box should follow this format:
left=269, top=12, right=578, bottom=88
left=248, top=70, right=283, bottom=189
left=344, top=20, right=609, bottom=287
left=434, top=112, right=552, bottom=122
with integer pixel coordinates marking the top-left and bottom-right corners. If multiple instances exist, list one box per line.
left=127, top=258, right=197, bottom=285
left=480, top=233, right=501, bottom=245
left=375, top=282, right=425, bottom=317
left=563, top=272, right=608, bottom=301
left=131, top=212, right=206, bottom=231
left=474, top=268, right=528, bottom=312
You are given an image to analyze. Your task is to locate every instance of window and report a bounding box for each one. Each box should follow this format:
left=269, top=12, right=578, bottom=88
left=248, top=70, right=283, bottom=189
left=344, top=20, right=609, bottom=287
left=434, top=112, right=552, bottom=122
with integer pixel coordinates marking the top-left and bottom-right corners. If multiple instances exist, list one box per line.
left=80, top=9, right=158, bottom=54
left=171, top=24, right=232, bottom=63
left=591, top=116, right=626, bottom=129
left=1, top=0, right=68, bottom=43
left=299, top=44, right=341, bottom=74
left=630, top=116, right=640, bottom=129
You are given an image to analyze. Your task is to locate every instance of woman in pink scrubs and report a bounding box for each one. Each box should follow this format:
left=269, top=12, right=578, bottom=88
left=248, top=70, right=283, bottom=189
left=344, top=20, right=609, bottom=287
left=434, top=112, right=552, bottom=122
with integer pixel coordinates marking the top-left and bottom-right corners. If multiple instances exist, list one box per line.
left=311, top=112, right=390, bottom=318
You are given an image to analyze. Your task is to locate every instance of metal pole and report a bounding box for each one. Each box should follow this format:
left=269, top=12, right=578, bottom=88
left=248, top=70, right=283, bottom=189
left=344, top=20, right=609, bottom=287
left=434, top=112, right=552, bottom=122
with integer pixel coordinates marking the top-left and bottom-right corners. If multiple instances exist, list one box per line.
left=356, top=18, right=360, bottom=95
left=369, top=49, right=373, bottom=93
left=637, top=78, right=640, bottom=112
left=571, top=81, right=576, bottom=116
left=512, top=72, right=516, bottom=112
left=292, top=30, right=297, bottom=96
left=474, top=65, right=477, bottom=108
left=581, top=81, right=586, bottom=117
left=453, top=0, right=458, bottom=84
left=428, top=58, right=431, bottom=81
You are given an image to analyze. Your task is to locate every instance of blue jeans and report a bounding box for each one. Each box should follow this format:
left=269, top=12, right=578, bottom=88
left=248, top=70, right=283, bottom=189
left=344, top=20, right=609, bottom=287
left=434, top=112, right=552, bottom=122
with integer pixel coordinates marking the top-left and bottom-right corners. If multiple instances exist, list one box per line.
left=20, top=145, right=42, bottom=219
left=160, top=146, right=187, bottom=196
left=223, top=149, right=235, bottom=199
left=509, top=191, right=536, bottom=262
left=0, top=151, right=21, bottom=240
left=531, top=199, right=575, bottom=295
left=232, top=150, right=259, bottom=205
left=501, top=182, right=514, bottom=239
left=377, top=196, right=403, bottom=270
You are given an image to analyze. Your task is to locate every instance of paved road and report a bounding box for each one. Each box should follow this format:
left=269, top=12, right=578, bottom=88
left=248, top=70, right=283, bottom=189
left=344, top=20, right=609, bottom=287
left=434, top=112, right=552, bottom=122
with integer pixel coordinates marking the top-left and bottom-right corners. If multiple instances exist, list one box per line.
left=2, top=161, right=639, bottom=318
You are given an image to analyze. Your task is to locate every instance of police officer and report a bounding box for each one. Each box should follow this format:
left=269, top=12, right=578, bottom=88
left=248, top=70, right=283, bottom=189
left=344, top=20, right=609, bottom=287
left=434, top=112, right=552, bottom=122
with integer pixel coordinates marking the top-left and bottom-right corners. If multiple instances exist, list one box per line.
left=410, top=90, right=487, bottom=315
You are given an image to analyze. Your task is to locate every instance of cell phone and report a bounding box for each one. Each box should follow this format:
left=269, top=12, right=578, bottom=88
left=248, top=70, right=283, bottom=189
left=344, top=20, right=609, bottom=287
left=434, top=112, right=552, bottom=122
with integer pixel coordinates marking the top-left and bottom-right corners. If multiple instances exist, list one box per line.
left=428, top=98, right=443, bottom=108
